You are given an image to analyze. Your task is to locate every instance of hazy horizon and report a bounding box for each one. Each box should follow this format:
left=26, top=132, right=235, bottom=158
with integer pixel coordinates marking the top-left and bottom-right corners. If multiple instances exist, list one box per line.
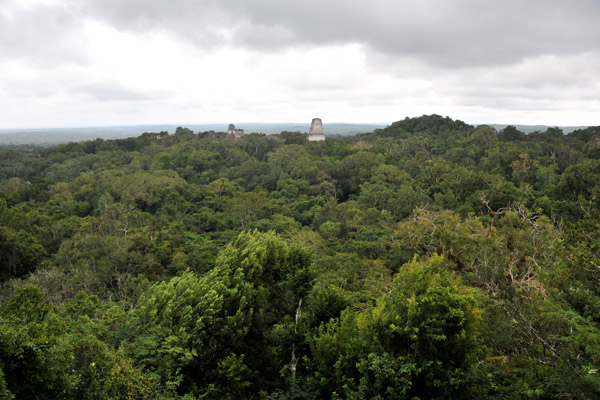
left=0, top=119, right=591, bottom=133
left=0, top=119, right=592, bottom=146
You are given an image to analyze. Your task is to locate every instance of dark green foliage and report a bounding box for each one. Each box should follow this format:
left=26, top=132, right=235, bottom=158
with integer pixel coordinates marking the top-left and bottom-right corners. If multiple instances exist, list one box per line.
left=0, top=199, right=46, bottom=280
left=498, top=125, right=527, bottom=142
left=1, top=114, right=600, bottom=398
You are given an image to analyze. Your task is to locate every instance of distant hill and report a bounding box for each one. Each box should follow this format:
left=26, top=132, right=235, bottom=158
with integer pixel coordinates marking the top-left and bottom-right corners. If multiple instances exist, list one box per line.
left=0, top=123, right=386, bottom=145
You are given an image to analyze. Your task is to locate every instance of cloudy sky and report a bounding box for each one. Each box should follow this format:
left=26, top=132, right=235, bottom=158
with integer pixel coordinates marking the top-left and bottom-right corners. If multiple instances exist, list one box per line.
left=1, top=0, right=600, bottom=129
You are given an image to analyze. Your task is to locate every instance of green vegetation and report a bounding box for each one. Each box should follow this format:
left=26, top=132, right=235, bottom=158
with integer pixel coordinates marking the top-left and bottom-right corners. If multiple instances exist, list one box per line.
left=1, top=115, right=600, bottom=398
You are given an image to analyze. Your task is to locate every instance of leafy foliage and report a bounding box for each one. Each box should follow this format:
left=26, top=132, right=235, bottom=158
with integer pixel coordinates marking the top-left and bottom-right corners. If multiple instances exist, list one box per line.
left=1, top=116, right=600, bottom=398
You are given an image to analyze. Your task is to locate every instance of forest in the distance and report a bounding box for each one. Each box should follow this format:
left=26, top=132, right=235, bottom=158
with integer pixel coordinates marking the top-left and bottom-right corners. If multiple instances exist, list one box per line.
left=1, top=114, right=600, bottom=399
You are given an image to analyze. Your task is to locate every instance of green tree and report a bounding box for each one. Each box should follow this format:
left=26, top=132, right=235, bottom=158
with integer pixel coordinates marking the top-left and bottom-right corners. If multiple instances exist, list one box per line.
left=128, top=231, right=314, bottom=398
left=306, top=255, right=481, bottom=399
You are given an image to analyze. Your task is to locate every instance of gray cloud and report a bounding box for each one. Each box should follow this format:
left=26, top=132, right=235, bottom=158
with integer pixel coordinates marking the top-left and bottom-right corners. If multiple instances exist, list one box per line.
left=4, top=0, right=600, bottom=69
left=75, top=0, right=600, bottom=68
left=0, top=0, right=87, bottom=65
left=1, top=0, right=599, bottom=128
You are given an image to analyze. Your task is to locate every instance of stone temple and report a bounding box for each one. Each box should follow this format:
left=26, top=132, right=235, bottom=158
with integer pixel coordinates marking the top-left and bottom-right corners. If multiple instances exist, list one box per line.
left=227, top=124, right=244, bottom=140
left=308, top=118, right=325, bottom=141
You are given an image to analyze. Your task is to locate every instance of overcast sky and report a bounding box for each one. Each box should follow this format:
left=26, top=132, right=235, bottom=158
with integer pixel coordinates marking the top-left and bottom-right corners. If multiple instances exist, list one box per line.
left=1, top=0, right=599, bottom=129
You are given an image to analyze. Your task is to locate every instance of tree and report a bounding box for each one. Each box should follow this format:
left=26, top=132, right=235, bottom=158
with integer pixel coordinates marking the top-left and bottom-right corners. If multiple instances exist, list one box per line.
left=127, top=231, right=314, bottom=398
left=498, top=125, right=526, bottom=142
left=306, top=255, right=481, bottom=399
left=0, top=199, right=46, bottom=280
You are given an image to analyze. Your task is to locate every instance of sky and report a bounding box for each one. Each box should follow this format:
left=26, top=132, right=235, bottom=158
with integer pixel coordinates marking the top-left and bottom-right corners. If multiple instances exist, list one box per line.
left=1, top=0, right=600, bottom=129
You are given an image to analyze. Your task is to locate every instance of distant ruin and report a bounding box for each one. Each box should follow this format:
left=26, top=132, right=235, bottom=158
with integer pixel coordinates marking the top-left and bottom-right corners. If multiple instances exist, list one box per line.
left=227, top=124, right=244, bottom=140
left=308, top=118, right=325, bottom=141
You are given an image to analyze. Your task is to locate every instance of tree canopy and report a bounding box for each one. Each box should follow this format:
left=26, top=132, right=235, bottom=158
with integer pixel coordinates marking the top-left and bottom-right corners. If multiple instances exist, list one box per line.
left=2, top=115, right=600, bottom=398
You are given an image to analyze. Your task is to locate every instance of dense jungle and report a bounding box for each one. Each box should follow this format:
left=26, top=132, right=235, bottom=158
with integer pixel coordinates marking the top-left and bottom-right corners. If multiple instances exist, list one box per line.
left=1, top=114, right=600, bottom=399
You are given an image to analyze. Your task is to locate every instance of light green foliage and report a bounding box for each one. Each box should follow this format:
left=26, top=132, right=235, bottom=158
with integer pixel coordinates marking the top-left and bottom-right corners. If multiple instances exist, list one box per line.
left=128, top=230, right=314, bottom=398
left=0, top=286, right=172, bottom=399
left=306, top=255, right=480, bottom=399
